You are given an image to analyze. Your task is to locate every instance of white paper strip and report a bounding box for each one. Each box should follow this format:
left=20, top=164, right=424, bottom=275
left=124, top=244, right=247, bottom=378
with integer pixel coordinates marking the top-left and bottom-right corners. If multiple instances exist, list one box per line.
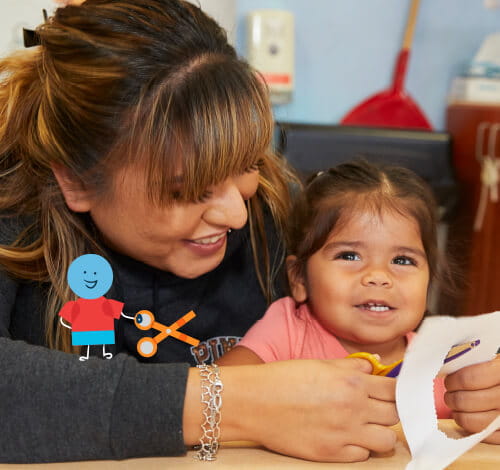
left=396, top=311, right=500, bottom=470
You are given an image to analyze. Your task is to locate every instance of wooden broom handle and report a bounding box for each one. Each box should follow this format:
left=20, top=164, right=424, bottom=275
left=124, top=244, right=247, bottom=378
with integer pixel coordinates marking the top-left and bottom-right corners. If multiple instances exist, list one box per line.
left=402, top=0, right=421, bottom=51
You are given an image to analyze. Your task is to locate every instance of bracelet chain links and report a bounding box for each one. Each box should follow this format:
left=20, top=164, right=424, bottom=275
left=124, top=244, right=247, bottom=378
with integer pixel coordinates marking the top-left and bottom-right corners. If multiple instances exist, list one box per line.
left=194, top=363, right=223, bottom=461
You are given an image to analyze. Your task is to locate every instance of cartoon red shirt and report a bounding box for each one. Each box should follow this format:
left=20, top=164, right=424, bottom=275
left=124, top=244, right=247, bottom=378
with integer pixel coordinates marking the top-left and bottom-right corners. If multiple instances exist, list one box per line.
left=58, top=297, right=123, bottom=332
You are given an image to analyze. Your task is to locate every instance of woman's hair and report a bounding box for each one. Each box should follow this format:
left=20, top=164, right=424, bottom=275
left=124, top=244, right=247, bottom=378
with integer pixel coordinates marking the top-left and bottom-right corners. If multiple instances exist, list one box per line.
left=0, top=0, right=296, bottom=351
left=287, top=159, right=456, bottom=305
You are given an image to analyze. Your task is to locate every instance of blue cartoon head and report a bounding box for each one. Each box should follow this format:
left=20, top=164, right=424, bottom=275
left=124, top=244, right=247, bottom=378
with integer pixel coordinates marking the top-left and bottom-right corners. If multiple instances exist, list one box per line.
left=67, top=254, right=113, bottom=299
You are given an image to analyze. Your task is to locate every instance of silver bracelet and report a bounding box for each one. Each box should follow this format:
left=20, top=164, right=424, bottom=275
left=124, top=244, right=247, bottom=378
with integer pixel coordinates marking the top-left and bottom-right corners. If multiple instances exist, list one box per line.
left=194, top=364, right=223, bottom=461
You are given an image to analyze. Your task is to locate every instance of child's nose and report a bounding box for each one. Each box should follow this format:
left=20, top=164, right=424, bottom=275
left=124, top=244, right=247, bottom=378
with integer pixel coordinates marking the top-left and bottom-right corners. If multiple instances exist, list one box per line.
left=361, top=269, right=392, bottom=287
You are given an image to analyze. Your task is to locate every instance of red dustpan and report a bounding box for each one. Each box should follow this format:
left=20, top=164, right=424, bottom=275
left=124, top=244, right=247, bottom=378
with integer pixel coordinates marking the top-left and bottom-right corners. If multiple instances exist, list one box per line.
left=341, top=0, right=432, bottom=130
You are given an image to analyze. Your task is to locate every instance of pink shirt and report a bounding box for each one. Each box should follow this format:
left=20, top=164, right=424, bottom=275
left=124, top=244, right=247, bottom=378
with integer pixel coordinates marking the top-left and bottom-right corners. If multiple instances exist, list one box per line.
left=239, top=296, right=451, bottom=418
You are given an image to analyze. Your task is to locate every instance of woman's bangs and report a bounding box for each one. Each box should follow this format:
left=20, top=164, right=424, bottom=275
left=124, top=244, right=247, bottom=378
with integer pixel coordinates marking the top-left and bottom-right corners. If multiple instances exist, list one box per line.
left=172, top=60, right=273, bottom=202
left=121, top=56, right=274, bottom=205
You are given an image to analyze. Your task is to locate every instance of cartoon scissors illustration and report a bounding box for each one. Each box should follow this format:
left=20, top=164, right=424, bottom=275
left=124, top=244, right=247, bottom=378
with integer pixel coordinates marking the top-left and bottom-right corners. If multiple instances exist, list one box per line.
left=134, top=309, right=200, bottom=358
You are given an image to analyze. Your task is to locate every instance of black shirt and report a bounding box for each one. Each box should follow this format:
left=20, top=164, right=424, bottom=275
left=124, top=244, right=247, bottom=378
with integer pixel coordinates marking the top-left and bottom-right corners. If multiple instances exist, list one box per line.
left=0, top=213, right=285, bottom=462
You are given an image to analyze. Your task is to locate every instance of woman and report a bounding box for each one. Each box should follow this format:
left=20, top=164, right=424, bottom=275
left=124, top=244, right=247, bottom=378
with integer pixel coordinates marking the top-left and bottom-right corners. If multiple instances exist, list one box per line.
left=0, top=0, right=497, bottom=463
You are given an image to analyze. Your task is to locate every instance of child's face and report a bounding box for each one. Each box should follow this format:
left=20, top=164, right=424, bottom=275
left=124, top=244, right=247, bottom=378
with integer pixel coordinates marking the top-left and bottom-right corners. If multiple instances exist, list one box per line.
left=291, top=207, right=429, bottom=353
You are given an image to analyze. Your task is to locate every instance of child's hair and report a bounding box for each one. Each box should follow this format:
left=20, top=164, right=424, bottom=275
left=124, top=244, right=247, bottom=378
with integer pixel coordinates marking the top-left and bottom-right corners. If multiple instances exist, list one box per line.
left=0, top=0, right=296, bottom=351
left=287, top=159, right=456, bottom=304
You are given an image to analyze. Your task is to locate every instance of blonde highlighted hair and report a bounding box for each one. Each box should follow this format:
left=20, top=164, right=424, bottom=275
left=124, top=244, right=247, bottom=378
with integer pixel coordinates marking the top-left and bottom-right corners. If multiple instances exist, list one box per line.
left=0, top=0, right=296, bottom=351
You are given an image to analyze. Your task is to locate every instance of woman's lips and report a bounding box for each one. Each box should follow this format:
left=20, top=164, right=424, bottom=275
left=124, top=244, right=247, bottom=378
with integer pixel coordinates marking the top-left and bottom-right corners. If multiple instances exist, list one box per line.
left=184, top=231, right=228, bottom=256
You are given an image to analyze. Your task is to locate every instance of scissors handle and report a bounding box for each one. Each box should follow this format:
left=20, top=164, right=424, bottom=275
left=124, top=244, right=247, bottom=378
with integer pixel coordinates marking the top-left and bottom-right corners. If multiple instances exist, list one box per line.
left=347, top=352, right=403, bottom=377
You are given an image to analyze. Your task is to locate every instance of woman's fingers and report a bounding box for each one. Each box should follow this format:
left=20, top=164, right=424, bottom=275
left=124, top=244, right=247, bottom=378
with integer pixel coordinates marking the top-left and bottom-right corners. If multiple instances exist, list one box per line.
left=366, top=394, right=399, bottom=426
left=452, top=410, right=500, bottom=444
left=365, top=373, right=397, bottom=401
left=445, top=384, right=500, bottom=413
left=443, top=356, right=500, bottom=444
left=330, top=445, right=370, bottom=463
left=445, top=354, right=500, bottom=391
left=352, top=424, right=398, bottom=454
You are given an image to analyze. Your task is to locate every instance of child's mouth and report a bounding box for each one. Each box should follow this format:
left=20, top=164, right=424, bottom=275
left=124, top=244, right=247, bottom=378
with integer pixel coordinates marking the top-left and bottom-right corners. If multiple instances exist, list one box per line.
left=356, top=302, right=394, bottom=312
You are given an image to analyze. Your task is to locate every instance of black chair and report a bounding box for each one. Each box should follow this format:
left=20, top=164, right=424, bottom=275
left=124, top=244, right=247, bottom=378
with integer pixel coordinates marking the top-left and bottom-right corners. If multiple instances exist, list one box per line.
left=275, top=123, right=458, bottom=220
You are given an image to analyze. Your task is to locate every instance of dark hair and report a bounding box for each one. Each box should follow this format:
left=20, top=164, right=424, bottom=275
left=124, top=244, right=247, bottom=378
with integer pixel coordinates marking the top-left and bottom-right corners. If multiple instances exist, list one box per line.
left=0, top=0, right=296, bottom=350
left=287, top=159, right=456, bottom=302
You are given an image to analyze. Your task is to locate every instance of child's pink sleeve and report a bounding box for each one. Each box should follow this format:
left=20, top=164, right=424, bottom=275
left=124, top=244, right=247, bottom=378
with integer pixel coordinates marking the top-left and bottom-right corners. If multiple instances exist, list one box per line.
left=58, top=300, right=77, bottom=323
left=237, top=297, right=298, bottom=362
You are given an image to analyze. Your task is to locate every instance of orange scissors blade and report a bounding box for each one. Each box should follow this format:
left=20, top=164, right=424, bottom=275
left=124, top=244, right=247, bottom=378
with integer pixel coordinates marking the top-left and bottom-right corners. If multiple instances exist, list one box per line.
left=169, top=329, right=200, bottom=347
left=153, top=311, right=199, bottom=345
left=168, top=310, right=196, bottom=331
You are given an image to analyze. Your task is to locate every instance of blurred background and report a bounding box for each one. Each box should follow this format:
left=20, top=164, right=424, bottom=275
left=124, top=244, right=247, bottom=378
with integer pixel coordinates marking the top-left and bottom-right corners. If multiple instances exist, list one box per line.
left=3, top=1, right=500, bottom=316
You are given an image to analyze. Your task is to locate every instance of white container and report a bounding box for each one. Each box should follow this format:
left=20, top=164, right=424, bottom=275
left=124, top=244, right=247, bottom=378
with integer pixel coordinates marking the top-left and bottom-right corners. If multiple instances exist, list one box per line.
left=247, top=10, right=294, bottom=104
left=449, top=76, right=500, bottom=104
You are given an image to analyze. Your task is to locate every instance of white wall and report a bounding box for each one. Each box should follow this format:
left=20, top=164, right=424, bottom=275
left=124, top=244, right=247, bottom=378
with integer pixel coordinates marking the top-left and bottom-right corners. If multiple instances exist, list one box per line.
left=0, top=1, right=237, bottom=57
left=188, top=0, right=237, bottom=45
left=237, top=0, right=500, bottom=130
left=0, top=1, right=55, bottom=56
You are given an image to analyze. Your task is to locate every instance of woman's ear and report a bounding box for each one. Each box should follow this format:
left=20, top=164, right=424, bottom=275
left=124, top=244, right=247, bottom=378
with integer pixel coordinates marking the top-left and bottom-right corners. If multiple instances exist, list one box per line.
left=51, top=164, right=93, bottom=213
left=286, top=255, right=308, bottom=303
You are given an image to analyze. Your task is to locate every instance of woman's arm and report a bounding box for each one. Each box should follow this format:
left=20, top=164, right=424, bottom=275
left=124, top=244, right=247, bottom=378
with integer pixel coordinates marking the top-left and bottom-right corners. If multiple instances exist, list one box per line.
left=0, top=337, right=189, bottom=462
left=444, top=354, right=500, bottom=444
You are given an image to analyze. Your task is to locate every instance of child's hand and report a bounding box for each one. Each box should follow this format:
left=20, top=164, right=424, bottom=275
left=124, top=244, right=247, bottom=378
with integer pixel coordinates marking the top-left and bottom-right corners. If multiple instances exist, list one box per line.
left=444, top=354, right=500, bottom=444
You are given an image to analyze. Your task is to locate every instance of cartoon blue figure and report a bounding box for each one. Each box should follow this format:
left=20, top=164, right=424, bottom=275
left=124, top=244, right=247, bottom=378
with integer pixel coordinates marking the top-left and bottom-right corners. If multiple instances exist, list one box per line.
left=59, top=254, right=124, bottom=361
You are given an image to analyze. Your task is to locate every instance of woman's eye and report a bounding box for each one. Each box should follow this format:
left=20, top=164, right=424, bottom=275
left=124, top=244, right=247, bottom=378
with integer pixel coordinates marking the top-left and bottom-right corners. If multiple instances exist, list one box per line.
left=243, top=158, right=264, bottom=173
left=170, top=189, right=213, bottom=203
left=392, top=256, right=416, bottom=266
left=335, top=251, right=360, bottom=261
left=195, top=190, right=213, bottom=203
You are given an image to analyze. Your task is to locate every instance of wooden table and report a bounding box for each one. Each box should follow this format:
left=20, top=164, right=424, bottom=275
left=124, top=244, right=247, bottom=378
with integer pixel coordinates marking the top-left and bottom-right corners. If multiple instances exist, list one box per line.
left=1, top=421, right=498, bottom=469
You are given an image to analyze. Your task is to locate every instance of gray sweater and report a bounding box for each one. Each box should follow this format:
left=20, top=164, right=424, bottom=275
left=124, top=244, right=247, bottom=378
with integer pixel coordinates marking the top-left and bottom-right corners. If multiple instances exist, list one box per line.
left=0, top=215, right=285, bottom=463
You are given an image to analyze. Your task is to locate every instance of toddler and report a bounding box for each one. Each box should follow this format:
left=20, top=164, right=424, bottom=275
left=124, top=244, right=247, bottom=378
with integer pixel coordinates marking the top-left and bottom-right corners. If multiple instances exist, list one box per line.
left=219, top=159, right=453, bottom=418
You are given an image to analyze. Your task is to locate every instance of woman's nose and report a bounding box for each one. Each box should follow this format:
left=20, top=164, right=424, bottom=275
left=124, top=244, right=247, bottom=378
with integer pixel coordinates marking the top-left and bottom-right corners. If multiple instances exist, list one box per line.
left=361, top=268, right=392, bottom=288
left=203, top=179, right=248, bottom=229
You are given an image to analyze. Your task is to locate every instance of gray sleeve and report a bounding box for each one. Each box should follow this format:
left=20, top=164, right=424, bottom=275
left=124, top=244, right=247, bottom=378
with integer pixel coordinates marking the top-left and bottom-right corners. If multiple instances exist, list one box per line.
left=0, top=220, right=190, bottom=463
left=0, top=338, right=190, bottom=463
left=0, top=270, right=16, bottom=337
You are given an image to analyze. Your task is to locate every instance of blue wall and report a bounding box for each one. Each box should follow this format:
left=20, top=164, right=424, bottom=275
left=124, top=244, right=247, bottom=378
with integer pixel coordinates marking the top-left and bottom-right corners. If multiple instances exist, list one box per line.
left=236, top=0, right=500, bottom=131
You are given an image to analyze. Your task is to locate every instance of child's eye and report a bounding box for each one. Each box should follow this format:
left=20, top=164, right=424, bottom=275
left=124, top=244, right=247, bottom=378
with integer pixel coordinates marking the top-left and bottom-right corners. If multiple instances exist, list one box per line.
left=392, top=256, right=416, bottom=266
left=335, top=251, right=360, bottom=261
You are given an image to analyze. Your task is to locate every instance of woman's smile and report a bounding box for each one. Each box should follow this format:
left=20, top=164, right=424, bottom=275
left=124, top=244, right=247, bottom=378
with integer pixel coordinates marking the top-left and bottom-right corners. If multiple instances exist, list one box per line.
left=184, top=231, right=228, bottom=256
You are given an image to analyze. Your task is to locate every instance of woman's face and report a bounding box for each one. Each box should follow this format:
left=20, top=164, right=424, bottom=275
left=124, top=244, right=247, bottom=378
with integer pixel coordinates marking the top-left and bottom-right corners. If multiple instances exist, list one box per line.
left=88, top=166, right=260, bottom=278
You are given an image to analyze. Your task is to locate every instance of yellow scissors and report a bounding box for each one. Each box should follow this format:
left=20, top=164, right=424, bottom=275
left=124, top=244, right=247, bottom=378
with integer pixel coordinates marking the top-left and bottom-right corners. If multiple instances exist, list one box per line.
left=348, top=340, right=480, bottom=378
left=347, top=352, right=403, bottom=377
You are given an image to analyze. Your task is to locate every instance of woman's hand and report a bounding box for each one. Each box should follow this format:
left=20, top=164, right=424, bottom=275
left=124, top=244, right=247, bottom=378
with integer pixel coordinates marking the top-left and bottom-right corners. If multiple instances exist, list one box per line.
left=184, top=358, right=398, bottom=462
left=444, top=354, right=500, bottom=444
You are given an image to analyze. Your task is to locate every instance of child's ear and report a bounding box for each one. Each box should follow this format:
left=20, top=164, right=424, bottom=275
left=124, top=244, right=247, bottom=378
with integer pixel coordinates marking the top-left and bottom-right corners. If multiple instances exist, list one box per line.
left=286, top=255, right=308, bottom=303
left=51, top=164, right=93, bottom=213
